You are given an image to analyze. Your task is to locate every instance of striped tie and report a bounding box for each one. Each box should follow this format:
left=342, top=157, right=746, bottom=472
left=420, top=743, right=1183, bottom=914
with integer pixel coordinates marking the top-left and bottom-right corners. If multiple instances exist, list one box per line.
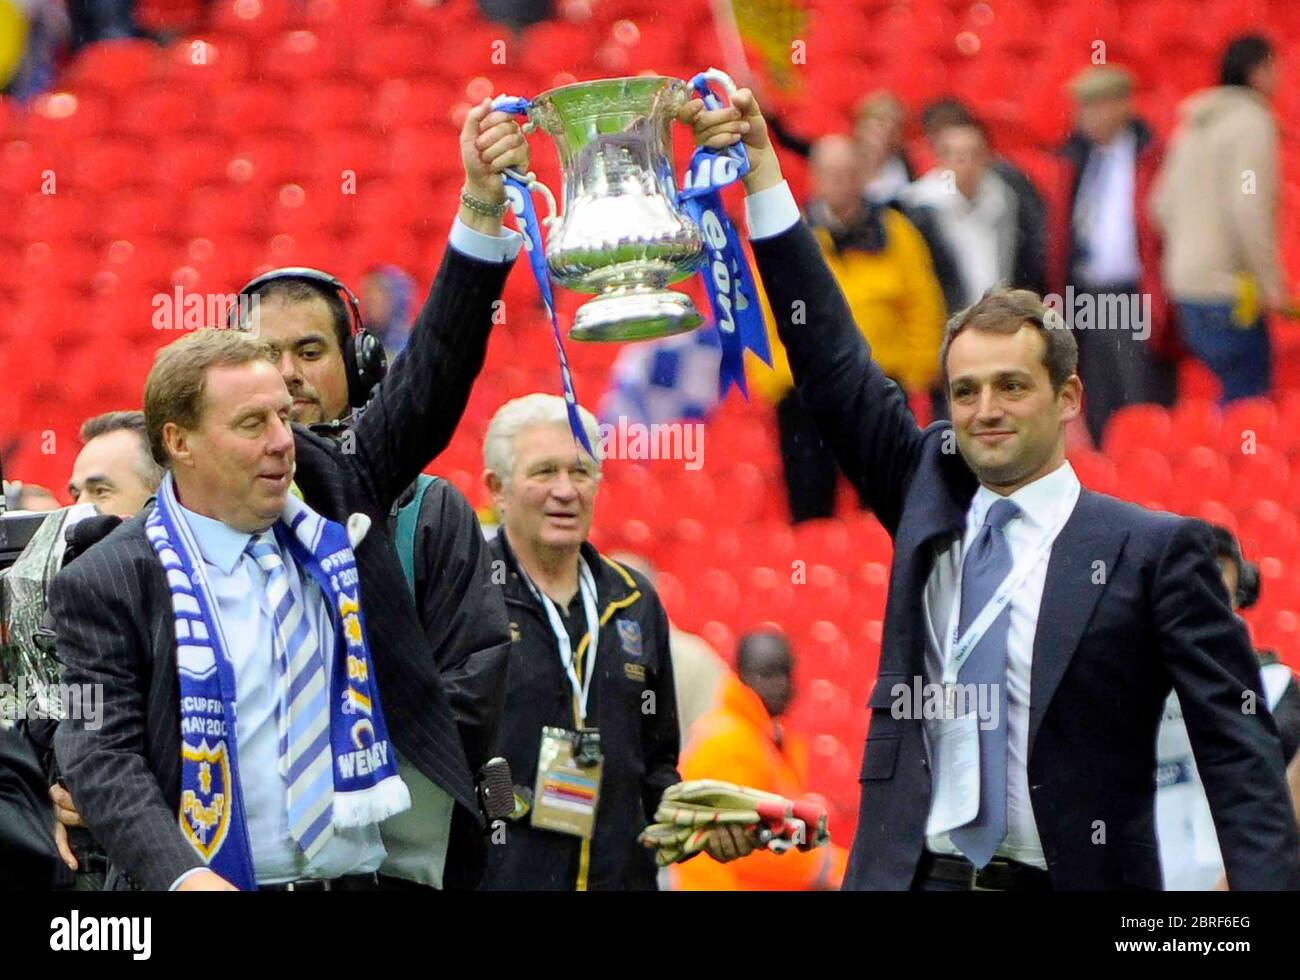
left=246, top=533, right=334, bottom=859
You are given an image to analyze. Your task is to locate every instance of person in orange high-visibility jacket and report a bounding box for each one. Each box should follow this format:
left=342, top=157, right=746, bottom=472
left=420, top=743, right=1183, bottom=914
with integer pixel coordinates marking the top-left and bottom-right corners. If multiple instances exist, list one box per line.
left=671, top=631, right=848, bottom=890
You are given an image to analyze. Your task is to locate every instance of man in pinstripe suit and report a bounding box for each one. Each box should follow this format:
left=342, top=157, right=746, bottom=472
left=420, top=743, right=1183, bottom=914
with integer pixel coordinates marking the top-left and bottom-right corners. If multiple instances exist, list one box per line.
left=49, top=101, right=526, bottom=890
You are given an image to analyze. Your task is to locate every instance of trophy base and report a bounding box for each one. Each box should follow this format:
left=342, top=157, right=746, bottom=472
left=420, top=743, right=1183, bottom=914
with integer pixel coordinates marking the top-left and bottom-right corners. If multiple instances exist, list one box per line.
left=569, top=287, right=704, bottom=342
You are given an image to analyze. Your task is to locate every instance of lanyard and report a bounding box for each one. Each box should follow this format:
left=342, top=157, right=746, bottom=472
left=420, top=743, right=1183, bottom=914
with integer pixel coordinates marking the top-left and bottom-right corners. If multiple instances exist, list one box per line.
left=523, top=560, right=601, bottom=726
left=942, top=480, right=1081, bottom=687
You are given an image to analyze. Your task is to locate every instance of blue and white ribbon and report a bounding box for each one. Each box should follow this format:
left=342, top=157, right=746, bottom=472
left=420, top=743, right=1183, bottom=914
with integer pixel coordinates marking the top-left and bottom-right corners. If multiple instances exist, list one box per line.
left=494, top=95, right=595, bottom=458
left=495, top=72, right=771, bottom=438
left=677, top=71, right=771, bottom=397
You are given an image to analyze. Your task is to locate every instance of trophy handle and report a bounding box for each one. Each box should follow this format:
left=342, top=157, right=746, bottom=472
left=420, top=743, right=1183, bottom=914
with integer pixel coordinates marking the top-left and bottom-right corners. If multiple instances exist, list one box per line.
left=491, top=93, right=558, bottom=229
left=696, top=67, right=739, bottom=98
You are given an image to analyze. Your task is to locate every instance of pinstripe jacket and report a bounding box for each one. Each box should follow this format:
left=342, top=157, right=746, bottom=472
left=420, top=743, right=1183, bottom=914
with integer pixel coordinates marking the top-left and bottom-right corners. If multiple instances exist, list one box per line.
left=50, top=244, right=513, bottom=891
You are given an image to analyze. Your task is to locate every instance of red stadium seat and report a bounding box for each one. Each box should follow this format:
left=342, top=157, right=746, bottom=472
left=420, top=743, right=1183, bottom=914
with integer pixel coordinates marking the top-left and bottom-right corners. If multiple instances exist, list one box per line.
left=23, top=91, right=112, bottom=146
left=1068, top=450, right=1118, bottom=495
left=1169, top=447, right=1232, bottom=513
left=209, top=84, right=291, bottom=138
left=152, top=135, right=233, bottom=190
left=698, top=621, right=737, bottom=665
left=1221, top=397, right=1280, bottom=455
left=1238, top=501, right=1299, bottom=564
left=1169, top=398, right=1223, bottom=455
left=117, top=85, right=206, bottom=138
left=63, top=40, right=166, bottom=94
left=291, top=81, right=373, bottom=133
left=1230, top=445, right=1290, bottom=506
left=1103, top=404, right=1173, bottom=459
left=167, top=34, right=253, bottom=88
left=1114, top=448, right=1173, bottom=508
left=1191, top=499, right=1238, bottom=535
left=211, top=0, right=294, bottom=36
left=801, top=619, right=855, bottom=686
left=70, top=138, right=158, bottom=193
left=225, top=134, right=309, bottom=187
left=259, top=29, right=346, bottom=82
left=351, top=27, right=431, bottom=84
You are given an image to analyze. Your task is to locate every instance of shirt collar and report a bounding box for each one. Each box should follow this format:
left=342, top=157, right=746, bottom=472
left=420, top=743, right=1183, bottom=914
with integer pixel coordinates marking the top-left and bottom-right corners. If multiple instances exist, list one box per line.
left=175, top=501, right=259, bottom=575
left=970, top=459, right=1080, bottom=532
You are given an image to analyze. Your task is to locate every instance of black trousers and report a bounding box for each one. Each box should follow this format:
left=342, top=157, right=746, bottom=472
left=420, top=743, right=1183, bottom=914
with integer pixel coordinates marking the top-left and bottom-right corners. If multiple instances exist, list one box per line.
left=775, top=390, right=873, bottom=523
left=1070, top=281, right=1177, bottom=446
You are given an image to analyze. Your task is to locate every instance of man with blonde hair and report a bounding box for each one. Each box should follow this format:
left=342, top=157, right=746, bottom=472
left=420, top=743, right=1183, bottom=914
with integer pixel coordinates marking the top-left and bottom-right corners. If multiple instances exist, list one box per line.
left=478, top=394, right=751, bottom=889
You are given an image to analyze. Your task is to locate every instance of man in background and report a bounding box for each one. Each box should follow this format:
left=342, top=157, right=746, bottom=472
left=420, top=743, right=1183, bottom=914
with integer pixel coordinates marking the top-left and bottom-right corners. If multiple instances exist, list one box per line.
left=68, top=410, right=162, bottom=518
left=901, top=121, right=1020, bottom=313
left=920, top=97, right=1047, bottom=296
left=854, top=91, right=915, bottom=205
left=673, top=630, right=848, bottom=890
left=1151, top=34, right=1285, bottom=402
left=1055, top=66, right=1177, bottom=445
left=479, top=394, right=691, bottom=890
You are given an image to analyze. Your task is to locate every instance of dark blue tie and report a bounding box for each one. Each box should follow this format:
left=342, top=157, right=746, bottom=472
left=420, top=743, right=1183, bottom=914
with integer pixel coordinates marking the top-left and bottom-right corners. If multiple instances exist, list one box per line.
left=949, top=497, right=1019, bottom=868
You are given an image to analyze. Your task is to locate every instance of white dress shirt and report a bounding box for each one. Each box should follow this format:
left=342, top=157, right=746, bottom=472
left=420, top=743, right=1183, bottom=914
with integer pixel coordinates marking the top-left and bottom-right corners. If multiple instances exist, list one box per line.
left=1074, top=128, right=1142, bottom=286
left=864, top=155, right=911, bottom=204
left=175, top=503, right=387, bottom=885
left=901, top=168, right=1018, bottom=307
left=922, top=461, right=1081, bottom=867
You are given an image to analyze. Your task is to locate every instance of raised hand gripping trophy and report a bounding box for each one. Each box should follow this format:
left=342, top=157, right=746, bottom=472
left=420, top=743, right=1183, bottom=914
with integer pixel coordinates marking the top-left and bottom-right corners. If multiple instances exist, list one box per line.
left=492, top=70, right=770, bottom=451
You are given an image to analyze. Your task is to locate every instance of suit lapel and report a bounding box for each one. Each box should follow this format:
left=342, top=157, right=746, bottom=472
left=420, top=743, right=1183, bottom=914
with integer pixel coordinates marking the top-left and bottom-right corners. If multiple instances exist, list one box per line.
left=1028, top=491, right=1128, bottom=753
left=148, top=556, right=184, bottom=801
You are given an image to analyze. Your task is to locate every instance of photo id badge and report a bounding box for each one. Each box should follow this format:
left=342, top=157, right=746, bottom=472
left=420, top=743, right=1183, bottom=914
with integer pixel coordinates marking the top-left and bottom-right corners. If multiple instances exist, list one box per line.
left=924, top=712, right=981, bottom=837
left=531, top=726, right=602, bottom=840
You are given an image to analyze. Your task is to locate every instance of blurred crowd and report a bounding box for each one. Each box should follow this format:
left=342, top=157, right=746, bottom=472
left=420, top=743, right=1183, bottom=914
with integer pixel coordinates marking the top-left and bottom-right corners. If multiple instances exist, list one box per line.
left=753, top=34, right=1288, bottom=523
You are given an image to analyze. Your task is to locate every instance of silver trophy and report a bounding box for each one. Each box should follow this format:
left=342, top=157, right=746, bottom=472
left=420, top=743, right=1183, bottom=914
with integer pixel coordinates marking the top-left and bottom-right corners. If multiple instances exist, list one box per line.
left=505, top=73, right=735, bottom=342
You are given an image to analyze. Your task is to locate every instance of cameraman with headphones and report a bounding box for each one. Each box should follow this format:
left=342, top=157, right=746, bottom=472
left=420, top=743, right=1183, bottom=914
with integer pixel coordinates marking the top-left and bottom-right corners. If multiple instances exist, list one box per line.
left=1155, top=523, right=1300, bottom=889
left=227, top=102, right=520, bottom=890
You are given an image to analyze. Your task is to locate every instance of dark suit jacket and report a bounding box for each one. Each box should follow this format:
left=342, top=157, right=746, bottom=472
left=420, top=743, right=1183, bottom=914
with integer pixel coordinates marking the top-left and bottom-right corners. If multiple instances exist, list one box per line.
left=0, top=727, right=66, bottom=890
left=389, top=476, right=511, bottom=889
left=750, top=218, right=1300, bottom=891
left=51, top=244, right=513, bottom=891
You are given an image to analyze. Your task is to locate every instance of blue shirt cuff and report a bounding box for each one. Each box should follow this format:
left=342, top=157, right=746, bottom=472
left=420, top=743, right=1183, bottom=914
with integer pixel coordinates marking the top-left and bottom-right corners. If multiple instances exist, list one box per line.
left=449, top=216, right=523, bottom=263
left=744, top=181, right=801, bottom=240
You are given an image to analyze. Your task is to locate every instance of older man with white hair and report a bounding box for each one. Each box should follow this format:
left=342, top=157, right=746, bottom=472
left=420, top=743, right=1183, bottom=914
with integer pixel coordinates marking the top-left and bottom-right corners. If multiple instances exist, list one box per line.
left=478, top=394, right=751, bottom=890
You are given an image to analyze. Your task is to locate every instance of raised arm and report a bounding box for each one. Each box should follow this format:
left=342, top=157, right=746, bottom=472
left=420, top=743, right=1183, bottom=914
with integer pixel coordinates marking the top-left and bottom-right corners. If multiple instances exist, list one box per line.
left=350, top=101, right=527, bottom=508
left=681, top=91, right=927, bottom=533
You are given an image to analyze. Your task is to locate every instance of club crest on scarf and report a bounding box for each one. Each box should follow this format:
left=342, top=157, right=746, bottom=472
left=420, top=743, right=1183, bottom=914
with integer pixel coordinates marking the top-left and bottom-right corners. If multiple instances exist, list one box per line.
left=180, top=740, right=232, bottom=860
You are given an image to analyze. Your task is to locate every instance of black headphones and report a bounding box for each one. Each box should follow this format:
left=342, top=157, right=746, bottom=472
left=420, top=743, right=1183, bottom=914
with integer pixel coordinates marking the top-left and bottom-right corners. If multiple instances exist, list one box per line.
left=1210, top=524, right=1261, bottom=610
left=233, top=267, right=388, bottom=409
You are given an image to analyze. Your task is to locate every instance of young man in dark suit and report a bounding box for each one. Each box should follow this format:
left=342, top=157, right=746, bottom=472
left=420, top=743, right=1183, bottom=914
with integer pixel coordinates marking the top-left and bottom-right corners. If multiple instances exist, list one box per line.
left=50, top=101, right=525, bottom=891
left=682, top=91, right=1300, bottom=891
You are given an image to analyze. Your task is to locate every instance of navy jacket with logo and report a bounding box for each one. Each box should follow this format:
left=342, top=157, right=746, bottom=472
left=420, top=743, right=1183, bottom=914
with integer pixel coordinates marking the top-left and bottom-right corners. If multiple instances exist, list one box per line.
left=480, top=533, right=680, bottom=890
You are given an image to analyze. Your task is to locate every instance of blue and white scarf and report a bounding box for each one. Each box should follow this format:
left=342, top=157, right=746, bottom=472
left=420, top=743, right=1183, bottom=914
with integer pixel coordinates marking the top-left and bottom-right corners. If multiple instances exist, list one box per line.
left=145, top=473, right=409, bottom=889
